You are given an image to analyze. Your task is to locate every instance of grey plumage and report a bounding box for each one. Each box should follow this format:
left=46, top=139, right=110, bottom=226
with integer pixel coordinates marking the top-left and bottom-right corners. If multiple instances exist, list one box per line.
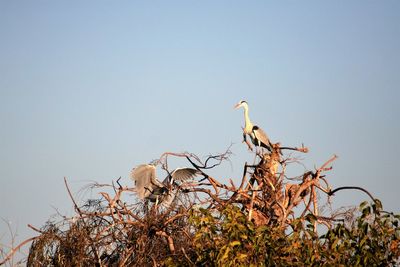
left=130, top=164, right=200, bottom=207
left=167, top=168, right=199, bottom=183
left=131, top=164, right=162, bottom=200
left=235, top=100, right=273, bottom=152
left=251, top=125, right=273, bottom=152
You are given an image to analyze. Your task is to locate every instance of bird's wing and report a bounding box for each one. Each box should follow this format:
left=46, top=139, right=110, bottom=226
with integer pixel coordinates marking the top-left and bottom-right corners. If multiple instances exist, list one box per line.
left=130, top=164, right=161, bottom=199
left=171, top=168, right=200, bottom=181
left=252, top=125, right=272, bottom=151
left=160, top=190, right=177, bottom=209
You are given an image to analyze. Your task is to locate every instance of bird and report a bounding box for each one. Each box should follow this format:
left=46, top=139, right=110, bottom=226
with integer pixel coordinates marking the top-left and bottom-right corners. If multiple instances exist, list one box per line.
left=130, top=163, right=200, bottom=207
left=234, top=100, right=273, bottom=152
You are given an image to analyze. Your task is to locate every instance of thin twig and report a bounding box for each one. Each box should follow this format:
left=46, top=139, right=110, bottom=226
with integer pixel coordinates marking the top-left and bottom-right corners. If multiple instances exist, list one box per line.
left=0, top=237, right=38, bottom=265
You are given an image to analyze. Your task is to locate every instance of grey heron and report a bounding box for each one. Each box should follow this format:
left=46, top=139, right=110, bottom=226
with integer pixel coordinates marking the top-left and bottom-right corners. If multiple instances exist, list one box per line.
left=234, top=100, right=273, bottom=152
left=130, top=163, right=200, bottom=207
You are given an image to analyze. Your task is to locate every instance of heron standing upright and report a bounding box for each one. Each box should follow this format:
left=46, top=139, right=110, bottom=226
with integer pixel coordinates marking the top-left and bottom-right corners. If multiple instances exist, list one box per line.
left=130, top=163, right=200, bottom=208
left=234, top=100, right=273, bottom=152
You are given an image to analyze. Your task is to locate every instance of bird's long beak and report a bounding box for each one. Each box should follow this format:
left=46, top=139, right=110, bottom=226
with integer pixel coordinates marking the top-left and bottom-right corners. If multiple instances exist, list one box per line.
left=234, top=103, right=240, bottom=109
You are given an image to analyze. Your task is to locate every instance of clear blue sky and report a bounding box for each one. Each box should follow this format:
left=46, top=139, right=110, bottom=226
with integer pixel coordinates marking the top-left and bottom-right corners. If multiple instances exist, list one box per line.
left=1, top=1, right=399, bottom=257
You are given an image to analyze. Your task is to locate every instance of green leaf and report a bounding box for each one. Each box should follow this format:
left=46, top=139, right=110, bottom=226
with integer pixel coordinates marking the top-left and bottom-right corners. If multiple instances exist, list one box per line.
left=360, top=236, right=368, bottom=247
left=331, top=238, right=339, bottom=250
left=220, top=246, right=230, bottom=261
left=230, top=240, right=241, bottom=247
left=360, top=201, right=369, bottom=209
left=237, top=253, right=247, bottom=260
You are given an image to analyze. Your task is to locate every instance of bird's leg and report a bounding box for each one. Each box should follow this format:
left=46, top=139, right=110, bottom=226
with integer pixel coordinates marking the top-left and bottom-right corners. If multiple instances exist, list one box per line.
left=242, top=132, right=253, bottom=151
left=253, top=152, right=257, bottom=165
left=256, top=148, right=264, bottom=158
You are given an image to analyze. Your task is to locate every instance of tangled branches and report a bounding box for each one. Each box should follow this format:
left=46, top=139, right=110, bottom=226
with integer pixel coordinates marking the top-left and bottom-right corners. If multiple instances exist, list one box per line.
left=1, top=144, right=399, bottom=266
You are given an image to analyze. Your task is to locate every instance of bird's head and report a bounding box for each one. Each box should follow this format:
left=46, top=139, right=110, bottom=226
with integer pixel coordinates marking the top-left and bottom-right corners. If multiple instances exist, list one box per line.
left=234, top=100, right=248, bottom=110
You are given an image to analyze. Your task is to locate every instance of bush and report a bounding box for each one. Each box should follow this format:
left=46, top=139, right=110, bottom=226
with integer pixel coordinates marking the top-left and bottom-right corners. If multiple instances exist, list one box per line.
left=2, top=146, right=399, bottom=266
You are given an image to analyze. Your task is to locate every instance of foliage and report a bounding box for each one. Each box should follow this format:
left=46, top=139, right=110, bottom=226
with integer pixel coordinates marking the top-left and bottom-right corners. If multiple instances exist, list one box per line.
left=188, top=201, right=400, bottom=266
left=320, top=200, right=400, bottom=266
left=1, top=148, right=399, bottom=266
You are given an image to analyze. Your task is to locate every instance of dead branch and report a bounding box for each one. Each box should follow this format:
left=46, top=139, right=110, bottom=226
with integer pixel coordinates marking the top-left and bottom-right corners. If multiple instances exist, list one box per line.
left=5, top=145, right=385, bottom=266
left=329, top=186, right=376, bottom=202
left=279, top=144, right=309, bottom=153
left=64, top=177, right=83, bottom=216
left=156, top=231, right=175, bottom=253
left=27, top=224, right=44, bottom=234
left=0, top=237, right=38, bottom=265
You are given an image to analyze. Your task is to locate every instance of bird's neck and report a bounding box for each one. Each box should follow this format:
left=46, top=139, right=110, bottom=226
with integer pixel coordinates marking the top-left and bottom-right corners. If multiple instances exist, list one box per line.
left=243, top=107, right=253, bottom=133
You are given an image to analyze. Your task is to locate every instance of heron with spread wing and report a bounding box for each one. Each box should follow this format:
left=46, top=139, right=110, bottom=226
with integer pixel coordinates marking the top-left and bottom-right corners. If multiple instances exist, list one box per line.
left=130, top=163, right=200, bottom=208
left=234, top=100, right=273, bottom=152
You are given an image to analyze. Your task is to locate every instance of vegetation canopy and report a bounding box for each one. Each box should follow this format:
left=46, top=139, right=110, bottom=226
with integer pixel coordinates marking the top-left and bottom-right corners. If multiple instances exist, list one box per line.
left=1, top=138, right=399, bottom=266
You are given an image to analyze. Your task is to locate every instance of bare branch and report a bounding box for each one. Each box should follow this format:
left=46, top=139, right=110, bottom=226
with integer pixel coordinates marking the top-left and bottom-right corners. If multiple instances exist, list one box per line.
left=0, top=237, right=38, bottom=265
left=329, top=186, right=376, bottom=203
